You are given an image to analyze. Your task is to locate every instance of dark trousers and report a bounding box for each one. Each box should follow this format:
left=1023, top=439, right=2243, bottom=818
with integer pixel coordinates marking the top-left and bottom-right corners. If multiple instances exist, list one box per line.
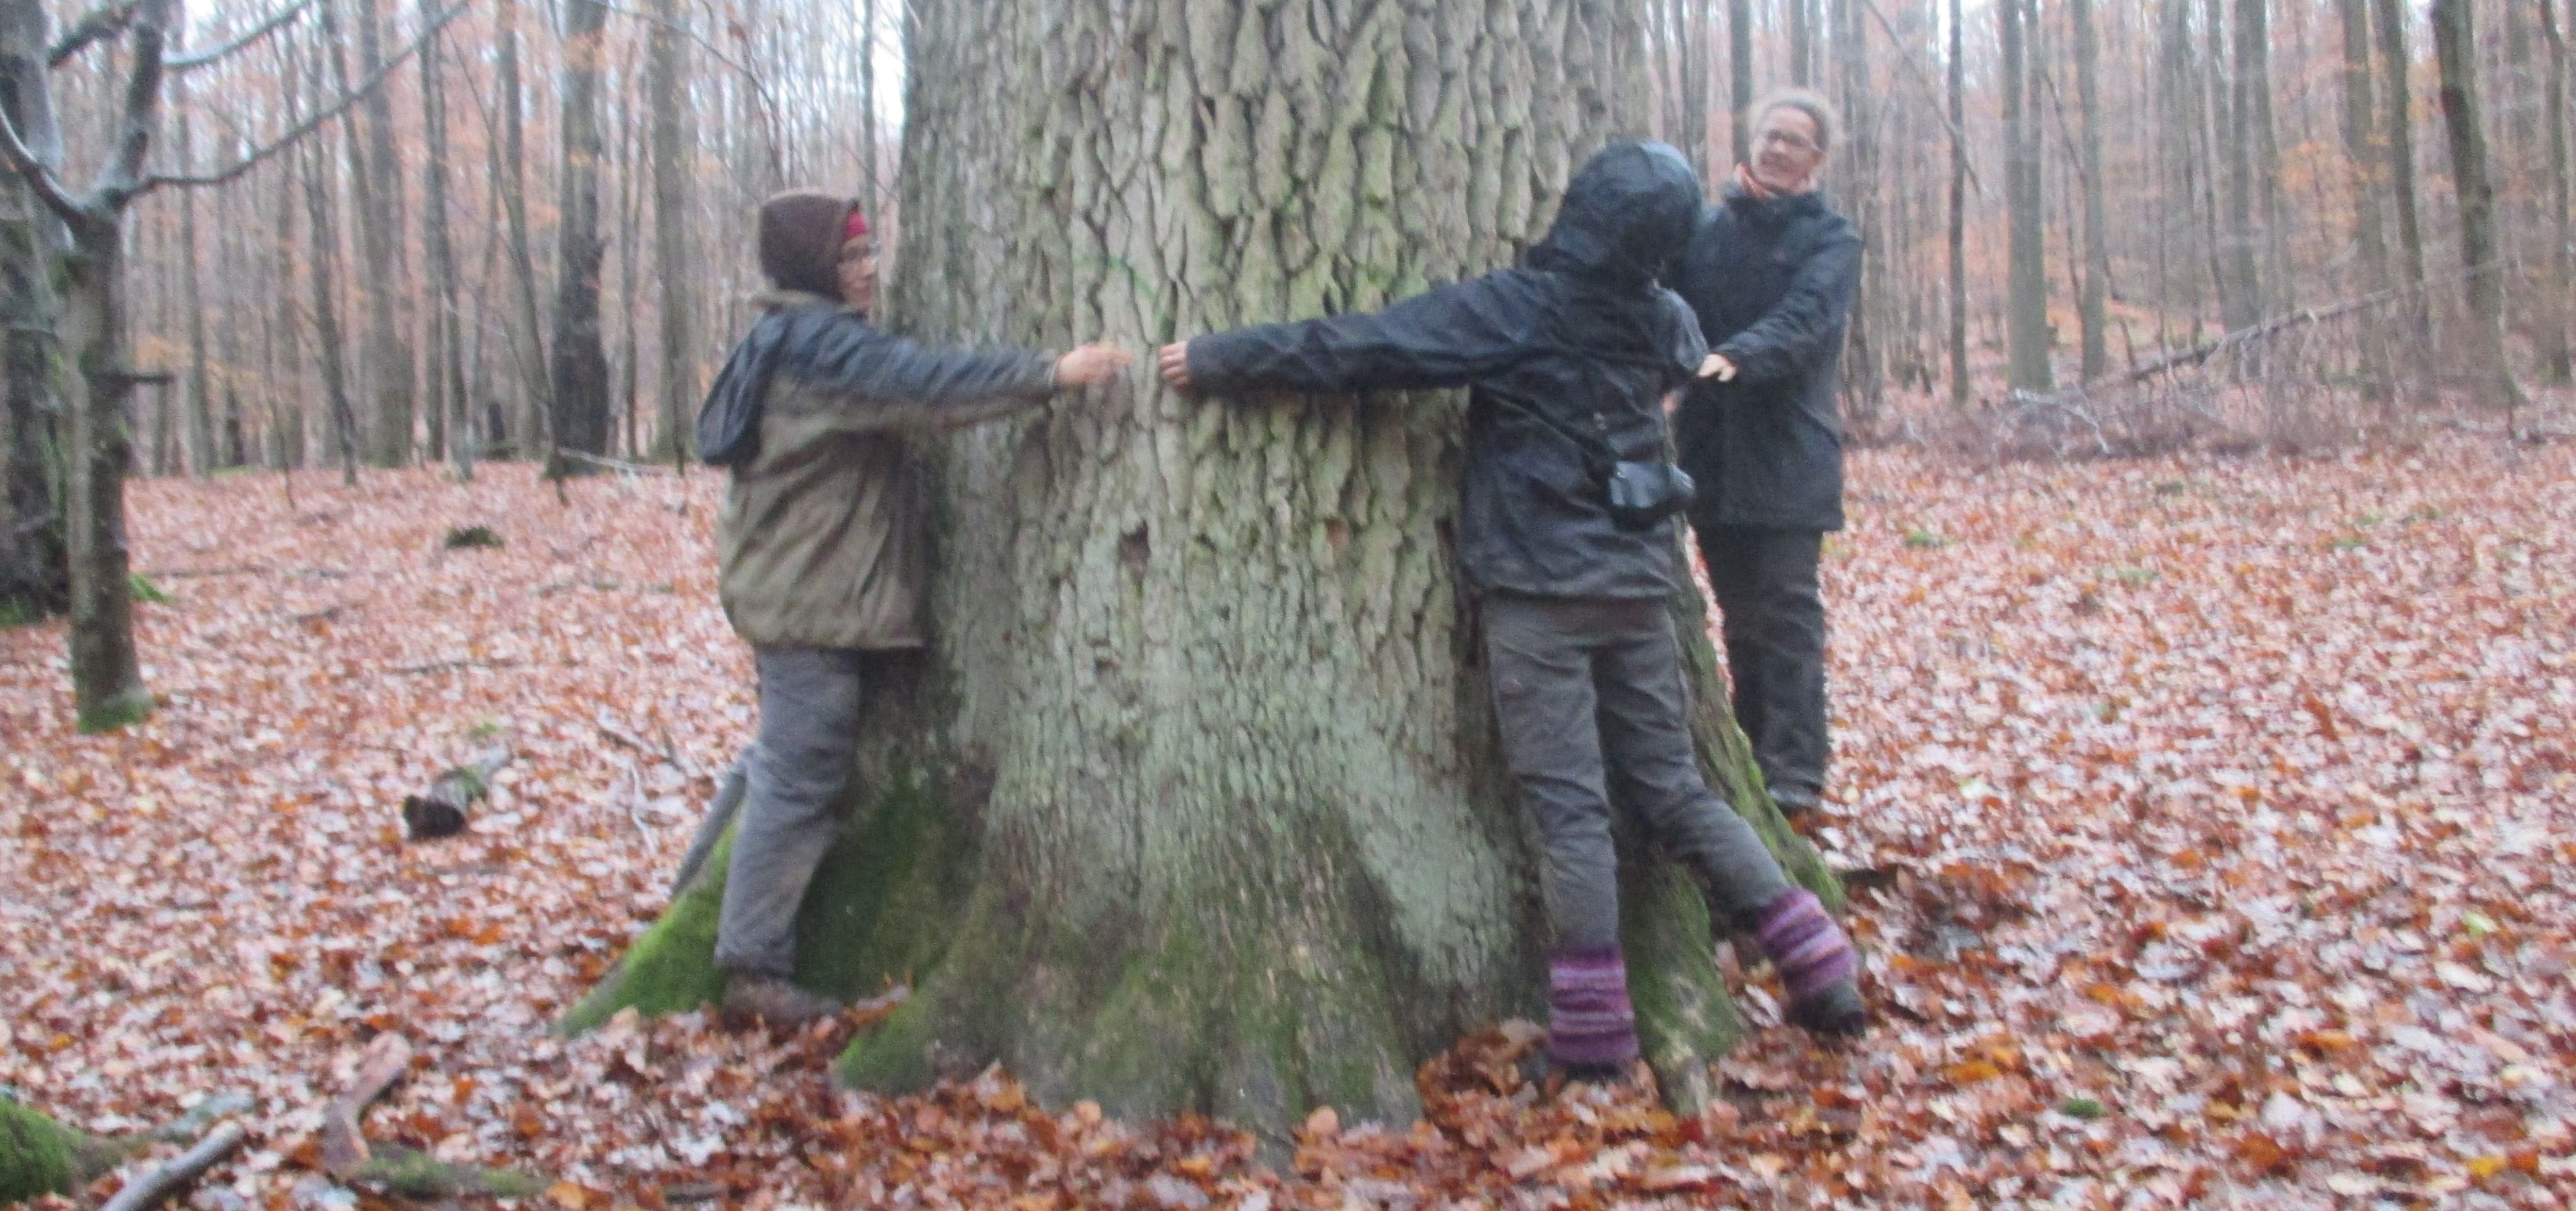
left=714, top=646, right=866, bottom=979
left=1483, top=594, right=1794, bottom=953
left=1694, top=524, right=1829, bottom=811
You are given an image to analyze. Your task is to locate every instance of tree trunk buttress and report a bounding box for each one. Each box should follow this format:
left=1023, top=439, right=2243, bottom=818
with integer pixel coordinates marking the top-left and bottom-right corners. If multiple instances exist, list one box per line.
left=571, top=0, right=1838, bottom=1134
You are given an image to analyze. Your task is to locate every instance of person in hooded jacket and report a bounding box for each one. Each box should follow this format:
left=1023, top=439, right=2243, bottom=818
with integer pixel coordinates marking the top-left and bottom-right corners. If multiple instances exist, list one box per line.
left=694, top=190, right=1130, bottom=1024
left=1666, top=90, right=1863, bottom=825
left=1157, top=141, right=1866, bottom=1076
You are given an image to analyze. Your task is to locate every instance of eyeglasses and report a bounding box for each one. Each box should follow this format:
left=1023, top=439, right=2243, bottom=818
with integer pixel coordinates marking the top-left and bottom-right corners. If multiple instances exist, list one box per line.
left=839, top=239, right=879, bottom=262
left=1757, top=129, right=1820, bottom=155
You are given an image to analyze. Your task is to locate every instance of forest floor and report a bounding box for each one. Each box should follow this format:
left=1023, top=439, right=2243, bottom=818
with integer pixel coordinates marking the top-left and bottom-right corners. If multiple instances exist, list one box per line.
left=3, top=432, right=2571, bottom=1210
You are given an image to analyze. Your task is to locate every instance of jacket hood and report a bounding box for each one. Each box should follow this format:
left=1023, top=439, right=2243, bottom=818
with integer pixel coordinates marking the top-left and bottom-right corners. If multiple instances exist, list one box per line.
left=1525, top=140, right=1703, bottom=289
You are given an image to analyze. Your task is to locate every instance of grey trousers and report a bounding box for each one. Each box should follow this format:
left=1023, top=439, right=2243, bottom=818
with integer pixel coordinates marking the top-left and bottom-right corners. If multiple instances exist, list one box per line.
left=1483, top=593, right=1794, bottom=953
left=713, top=646, right=867, bottom=980
left=1695, top=525, right=1830, bottom=811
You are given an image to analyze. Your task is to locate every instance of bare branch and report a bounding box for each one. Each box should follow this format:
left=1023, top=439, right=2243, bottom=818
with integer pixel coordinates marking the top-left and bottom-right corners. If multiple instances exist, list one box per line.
left=0, top=101, right=88, bottom=223
left=46, top=0, right=140, bottom=67
left=144, top=1, right=474, bottom=194
left=95, top=0, right=177, bottom=201
left=595, top=1, right=788, bottom=183
left=167, top=0, right=314, bottom=72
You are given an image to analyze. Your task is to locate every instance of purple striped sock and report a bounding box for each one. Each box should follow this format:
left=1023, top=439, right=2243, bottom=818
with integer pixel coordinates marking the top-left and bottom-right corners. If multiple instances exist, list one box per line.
left=1548, top=947, right=1639, bottom=1068
left=1752, top=889, right=1858, bottom=1003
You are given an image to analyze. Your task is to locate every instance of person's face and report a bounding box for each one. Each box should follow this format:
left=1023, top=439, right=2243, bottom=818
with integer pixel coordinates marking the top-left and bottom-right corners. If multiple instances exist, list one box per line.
left=1750, top=107, right=1825, bottom=192
left=837, top=235, right=878, bottom=311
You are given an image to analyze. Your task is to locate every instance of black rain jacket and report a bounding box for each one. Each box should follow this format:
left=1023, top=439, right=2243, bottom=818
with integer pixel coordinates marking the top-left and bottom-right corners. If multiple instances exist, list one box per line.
left=1185, top=141, right=1709, bottom=600
left=1666, top=182, right=1862, bottom=531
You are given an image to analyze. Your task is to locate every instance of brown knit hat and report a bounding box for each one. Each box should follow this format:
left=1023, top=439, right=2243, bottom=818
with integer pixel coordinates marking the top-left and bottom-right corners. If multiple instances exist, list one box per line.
left=757, top=190, right=859, bottom=296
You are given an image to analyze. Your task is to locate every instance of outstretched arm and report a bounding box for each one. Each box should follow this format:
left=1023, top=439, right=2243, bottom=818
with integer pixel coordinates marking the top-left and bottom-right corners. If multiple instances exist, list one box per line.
left=789, top=322, right=1129, bottom=432
left=1708, top=235, right=1861, bottom=386
left=1160, top=275, right=1539, bottom=397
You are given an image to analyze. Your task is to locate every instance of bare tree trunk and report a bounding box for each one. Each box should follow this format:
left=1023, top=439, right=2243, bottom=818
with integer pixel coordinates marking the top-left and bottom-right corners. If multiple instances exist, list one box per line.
left=546, top=0, right=613, bottom=476
left=1832, top=0, right=1877, bottom=427
left=2431, top=0, right=2532, bottom=421
left=294, top=28, right=361, bottom=487
left=335, top=0, right=415, bottom=468
left=1727, top=0, right=1752, bottom=163
left=270, top=62, right=307, bottom=472
left=417, top=0, right=471, bottom=477
left=496, top=0, right=549, bottom=456
left=647, top=0, right=692, bottom=465
left=576, top=0, right=1834, bottom=1134
left=2336, top=0, right=2391, bottom=294
left=1788, top=0, right=1815, bottom=86
left=2002, top=0, right=2051, bottom=390
left=2374, top=0, right=2428, bottom=294
left=1947, top=0, right=1968, bottom=410
left=2072, top=0, right=2110, bottom=380
left=2542, top=0, right=2573, bottom=384
left=173, top=76, right=212, bottom=475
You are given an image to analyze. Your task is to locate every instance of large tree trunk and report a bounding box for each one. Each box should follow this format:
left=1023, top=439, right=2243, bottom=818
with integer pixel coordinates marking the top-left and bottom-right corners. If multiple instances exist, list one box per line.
left=59, top=203, right=148, bottom=733
left=2002, top=0, right=2051, bottom=391
left=573, top=0, right=1834, bottom=1134
left=2431, top=0, right=2530, bottom=420
left=545, top=0, right=612, bottom=476
left=1832, top=0, right=1878, bottom=428
left=0, top=0, right=67, bottom=623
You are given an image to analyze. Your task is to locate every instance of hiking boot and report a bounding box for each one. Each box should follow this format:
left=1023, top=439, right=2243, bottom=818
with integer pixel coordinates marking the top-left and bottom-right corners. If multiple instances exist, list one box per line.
left=723, top=975, right=844, bottom=1027
left=1750, top=889, right=1869, bottom=1041
left=1784, top=977, right=1868, bottom=1038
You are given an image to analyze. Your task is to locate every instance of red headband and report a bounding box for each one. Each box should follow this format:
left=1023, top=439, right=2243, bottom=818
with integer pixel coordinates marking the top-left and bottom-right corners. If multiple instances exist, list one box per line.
left=843, top=207, right=872, bottom=243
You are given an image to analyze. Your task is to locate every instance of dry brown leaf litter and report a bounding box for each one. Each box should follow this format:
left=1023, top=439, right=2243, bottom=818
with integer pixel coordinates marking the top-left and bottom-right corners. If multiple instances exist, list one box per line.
left=2, top=439, right=2568, bottom=1209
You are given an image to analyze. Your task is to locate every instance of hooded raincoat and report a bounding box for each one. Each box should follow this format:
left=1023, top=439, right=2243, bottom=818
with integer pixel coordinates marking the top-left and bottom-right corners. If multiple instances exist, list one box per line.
left=1184, top=141, right=1709, bottom=600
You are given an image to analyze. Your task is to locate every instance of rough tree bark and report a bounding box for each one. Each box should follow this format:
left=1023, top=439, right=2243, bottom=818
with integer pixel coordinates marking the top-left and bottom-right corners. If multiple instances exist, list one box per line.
left=0, top=0, right=67, bottom=623
left=545, top=0, right=611, bottom=476
left=2002, top=0, right=2051, bottom=391
left=572, top=0, right=1837, bottom=1134
left=2431, top=0, right=2531, bottom=420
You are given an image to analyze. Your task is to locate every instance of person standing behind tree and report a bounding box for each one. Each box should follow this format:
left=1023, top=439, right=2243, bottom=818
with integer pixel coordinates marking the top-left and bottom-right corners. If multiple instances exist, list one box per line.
left=692, top=190, right=1131, bottom=1024
left=1158, top=142, right=1865, bottom=1079
left=1666, top=90, right=1863, bottom=825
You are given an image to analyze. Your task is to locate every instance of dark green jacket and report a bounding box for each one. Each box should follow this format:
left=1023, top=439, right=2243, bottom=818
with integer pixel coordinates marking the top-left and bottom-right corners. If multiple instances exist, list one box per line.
left=706, top=292, right=1058, bottom=649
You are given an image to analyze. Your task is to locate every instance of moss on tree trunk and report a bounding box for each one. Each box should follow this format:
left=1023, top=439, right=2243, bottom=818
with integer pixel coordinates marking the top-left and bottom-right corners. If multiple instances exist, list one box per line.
left=573, top=0, right=1842, bottom=1135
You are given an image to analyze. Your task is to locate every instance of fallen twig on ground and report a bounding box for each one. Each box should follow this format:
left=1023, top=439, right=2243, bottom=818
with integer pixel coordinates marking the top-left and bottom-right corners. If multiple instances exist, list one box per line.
left=99, top=1121, right=245, bottom=1211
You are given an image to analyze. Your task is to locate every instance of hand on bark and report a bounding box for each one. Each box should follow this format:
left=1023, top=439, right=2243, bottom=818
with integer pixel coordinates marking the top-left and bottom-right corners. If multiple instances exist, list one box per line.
left=1054, top=343, right=1134, bottom=388
left=1157, top=341, right=1195, bottom=393
left=1698, top=353, right=1737, bottom=382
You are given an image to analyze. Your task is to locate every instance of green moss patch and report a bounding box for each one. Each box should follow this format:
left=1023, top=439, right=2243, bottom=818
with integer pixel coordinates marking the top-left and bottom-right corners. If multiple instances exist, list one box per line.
left=1, top=1097, right=98, bottom=1204
left=561, top=768, right=971, bottom=1034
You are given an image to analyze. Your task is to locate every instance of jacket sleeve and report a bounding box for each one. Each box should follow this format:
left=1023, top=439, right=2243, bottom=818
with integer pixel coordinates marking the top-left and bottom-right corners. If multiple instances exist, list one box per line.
left=780, top=315, right=1061, bottom=433
left=1187, top=274, right=1540, bottom=396
left=1711, top=231, right=1861, bottom=386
